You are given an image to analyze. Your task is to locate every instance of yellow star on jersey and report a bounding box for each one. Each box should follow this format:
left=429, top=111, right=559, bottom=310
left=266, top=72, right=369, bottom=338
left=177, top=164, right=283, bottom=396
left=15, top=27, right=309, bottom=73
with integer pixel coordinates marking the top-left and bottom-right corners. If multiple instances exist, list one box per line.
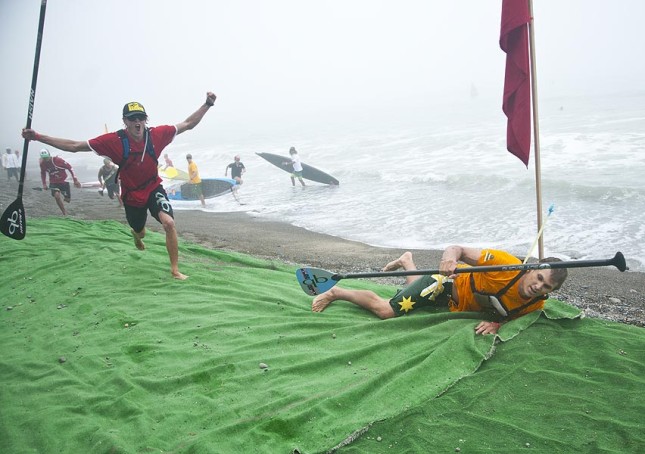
left=398, top=296, right=416, bottom=313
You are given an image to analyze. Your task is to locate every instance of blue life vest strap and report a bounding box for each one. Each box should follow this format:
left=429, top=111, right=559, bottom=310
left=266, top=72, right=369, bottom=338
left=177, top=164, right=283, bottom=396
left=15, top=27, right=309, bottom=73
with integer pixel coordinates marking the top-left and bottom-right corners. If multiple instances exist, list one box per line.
left=114, top=128, right=157, bottom=185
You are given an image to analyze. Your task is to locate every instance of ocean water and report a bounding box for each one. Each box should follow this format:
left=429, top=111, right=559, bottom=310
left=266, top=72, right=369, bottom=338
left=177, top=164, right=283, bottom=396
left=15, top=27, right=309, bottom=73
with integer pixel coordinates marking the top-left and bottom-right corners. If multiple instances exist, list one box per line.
left=167, top=92, right=645, bottom=272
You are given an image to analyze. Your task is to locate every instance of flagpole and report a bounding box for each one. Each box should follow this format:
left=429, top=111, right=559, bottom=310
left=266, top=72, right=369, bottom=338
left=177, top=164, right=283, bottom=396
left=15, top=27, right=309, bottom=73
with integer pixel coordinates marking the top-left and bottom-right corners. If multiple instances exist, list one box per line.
left=527, top=0, right=544, bottom=259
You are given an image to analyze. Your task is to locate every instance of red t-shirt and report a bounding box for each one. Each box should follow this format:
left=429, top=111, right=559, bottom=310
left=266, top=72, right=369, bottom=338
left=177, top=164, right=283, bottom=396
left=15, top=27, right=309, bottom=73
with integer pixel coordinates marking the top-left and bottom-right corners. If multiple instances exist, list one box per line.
left=40, top=156, right=73, bottom=185
left=88, top=126, right=176, bottom=207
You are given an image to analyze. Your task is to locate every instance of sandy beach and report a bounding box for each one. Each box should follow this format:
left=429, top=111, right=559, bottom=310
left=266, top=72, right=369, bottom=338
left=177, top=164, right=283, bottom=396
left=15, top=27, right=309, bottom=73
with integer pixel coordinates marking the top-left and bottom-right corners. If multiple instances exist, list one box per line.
left=2, top=175, right=644, bottom=327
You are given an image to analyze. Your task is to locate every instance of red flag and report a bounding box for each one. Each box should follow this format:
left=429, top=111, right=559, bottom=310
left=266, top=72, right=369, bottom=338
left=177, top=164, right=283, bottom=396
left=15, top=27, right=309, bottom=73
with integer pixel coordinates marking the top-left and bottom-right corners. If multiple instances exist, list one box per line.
left=500, top=0, right=531, bottom=166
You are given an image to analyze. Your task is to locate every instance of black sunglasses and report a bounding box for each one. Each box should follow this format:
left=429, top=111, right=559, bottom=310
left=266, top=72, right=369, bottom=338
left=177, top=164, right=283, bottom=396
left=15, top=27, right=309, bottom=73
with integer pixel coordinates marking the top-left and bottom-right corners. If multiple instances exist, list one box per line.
left=127, top=115, right=147, bottom=122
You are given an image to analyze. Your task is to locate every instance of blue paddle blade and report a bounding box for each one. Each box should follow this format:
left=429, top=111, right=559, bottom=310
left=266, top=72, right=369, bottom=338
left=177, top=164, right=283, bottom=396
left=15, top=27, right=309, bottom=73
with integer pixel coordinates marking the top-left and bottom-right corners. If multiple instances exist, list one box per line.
left=296, top=267, right=338, bottom=296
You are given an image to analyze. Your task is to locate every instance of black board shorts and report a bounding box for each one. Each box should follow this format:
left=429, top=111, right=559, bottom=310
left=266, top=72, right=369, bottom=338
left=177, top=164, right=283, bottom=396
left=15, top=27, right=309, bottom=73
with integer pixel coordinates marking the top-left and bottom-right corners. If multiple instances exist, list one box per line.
left=49, top=182, right=71, bottom=200
left=389, top=275, right=453, bottom=316
left=124, top=185, right=174, bottom=233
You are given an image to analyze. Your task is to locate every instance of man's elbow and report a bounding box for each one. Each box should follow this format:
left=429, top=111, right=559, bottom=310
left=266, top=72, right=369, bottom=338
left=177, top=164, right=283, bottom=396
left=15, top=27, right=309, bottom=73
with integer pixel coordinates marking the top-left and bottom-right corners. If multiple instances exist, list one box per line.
left=61, top=142, right=89, bottom=153
left=183, top=121, right=198, bottom=132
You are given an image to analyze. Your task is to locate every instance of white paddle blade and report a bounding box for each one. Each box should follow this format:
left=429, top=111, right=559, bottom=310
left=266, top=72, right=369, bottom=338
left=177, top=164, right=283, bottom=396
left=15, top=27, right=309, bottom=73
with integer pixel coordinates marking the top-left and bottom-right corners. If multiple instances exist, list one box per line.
left=296, top=268, right=338, bottom=296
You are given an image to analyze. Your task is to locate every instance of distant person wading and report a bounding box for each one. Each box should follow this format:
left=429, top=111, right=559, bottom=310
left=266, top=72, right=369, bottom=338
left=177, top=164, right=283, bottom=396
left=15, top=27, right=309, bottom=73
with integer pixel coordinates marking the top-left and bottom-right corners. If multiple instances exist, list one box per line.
left=284, top=146, right=305, bottom=187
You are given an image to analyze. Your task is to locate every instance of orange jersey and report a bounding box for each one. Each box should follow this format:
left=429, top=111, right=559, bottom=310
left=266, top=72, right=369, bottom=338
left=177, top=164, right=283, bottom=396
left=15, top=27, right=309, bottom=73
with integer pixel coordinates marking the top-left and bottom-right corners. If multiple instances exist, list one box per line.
left=451, top=249, right=545, bottom=319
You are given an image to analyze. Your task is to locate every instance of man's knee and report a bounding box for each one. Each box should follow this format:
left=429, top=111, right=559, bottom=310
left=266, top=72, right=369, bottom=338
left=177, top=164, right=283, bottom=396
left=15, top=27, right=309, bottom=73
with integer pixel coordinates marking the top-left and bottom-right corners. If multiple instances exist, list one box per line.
left=377, top=307, right=397, bottom=320
left=159, top=213, right=176, bottom=232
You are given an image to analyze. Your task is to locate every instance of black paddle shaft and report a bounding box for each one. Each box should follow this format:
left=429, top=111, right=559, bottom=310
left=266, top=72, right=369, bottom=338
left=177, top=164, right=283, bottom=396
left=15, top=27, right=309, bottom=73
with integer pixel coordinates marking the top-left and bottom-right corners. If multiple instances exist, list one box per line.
left=18, top=0, right=47, bottom=199
left=333, top=252, right=627, bottom=280
left=0, top=0, right=47, bottom=240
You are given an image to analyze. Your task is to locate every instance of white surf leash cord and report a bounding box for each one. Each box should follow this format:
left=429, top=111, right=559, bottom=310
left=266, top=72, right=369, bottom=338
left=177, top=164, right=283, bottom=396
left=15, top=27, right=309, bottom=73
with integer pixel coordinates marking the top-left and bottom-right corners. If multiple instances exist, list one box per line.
left=524, top=203, right=555, bottom=264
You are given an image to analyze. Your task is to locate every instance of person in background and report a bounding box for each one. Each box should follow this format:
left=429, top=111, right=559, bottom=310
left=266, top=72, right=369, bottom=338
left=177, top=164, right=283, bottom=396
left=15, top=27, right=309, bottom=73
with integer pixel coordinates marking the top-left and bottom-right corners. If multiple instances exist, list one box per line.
left=283, top=146, right=305, bottom=187
left=3, top=148, right=20, bottom=182
left=311, top=246, right=568, bottom=335
left=225, top=155, right=246, bottom=185
left=186, top=153, right=206, bottom=207
left=162, top=153, right=174, bottom=170
left=22, top=91, right=217, bottom=280
left=97, top=157, right=123, bottom=207
left=39, top=148, right=81, bottom=215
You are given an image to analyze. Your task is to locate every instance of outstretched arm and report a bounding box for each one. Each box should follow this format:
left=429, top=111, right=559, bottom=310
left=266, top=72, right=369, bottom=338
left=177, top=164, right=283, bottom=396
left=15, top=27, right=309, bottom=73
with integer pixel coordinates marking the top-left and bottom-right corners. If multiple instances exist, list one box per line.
left=175, top=92, right=216, bottom=135
left=22, top=129, right=91, bottom=153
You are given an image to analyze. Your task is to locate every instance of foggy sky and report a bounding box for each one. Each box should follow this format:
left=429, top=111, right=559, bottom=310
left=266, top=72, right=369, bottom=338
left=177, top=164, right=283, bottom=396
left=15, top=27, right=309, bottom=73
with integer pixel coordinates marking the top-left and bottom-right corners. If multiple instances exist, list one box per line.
left=1, top=0, right=644, bottom=151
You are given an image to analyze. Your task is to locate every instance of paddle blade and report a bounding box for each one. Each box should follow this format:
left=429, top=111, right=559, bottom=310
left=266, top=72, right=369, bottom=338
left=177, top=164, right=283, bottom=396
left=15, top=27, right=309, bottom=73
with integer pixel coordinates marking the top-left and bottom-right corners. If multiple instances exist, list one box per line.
left=613, top=252, right=628, bottom=272
left=0, top=198, right=26, bottom=240
left=296, top=267, right=339, bottom=296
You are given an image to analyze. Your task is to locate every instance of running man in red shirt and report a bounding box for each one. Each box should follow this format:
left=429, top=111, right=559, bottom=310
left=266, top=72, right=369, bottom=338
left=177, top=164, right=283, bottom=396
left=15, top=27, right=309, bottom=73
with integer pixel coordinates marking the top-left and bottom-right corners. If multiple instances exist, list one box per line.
left=39, top=149, right=81, bottom=216
left=22, top=92, right=217, bottom=280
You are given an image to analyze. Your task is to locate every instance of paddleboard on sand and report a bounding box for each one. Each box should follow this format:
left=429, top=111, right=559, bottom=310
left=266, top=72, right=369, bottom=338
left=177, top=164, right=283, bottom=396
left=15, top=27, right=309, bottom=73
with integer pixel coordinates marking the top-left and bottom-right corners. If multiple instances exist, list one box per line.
left=256, top=152, right=339, bottom=185
left=159, top=166, right=189, bottom=180
left=80, top=181, right=102, bottom=188
left=167, top=178, right=237, bottom=201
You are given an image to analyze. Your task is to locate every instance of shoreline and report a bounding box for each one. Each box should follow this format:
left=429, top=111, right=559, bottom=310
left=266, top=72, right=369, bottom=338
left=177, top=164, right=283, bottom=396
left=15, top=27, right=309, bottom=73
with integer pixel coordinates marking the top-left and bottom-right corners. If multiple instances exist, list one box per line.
left=2, top=177, right=644, bottom=327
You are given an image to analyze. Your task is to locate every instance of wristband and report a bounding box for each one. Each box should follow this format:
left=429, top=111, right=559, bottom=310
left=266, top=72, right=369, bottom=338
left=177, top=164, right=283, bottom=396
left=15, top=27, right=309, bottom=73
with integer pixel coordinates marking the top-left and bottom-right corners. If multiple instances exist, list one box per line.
left=205, top=101, right=214, bottom=107
left=34, top=132, right=41, bottom=141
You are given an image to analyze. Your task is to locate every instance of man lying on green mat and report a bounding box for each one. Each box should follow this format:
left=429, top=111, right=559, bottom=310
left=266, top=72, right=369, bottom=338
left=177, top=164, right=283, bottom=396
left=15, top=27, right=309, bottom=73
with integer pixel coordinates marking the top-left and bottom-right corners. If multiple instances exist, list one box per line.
left=312, top=246, right=568, bottom=335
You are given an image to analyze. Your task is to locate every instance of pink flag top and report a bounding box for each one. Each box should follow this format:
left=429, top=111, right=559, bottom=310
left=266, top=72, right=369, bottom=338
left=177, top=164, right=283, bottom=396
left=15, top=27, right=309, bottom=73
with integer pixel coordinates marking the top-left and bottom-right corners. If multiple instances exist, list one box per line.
left=500, top=0, right=531, bottom=167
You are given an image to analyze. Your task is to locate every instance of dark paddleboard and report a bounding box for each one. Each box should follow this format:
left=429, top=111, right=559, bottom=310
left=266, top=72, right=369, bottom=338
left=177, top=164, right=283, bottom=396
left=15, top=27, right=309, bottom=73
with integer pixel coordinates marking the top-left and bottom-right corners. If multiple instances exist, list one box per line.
left=167, top=178, right=237, bottom=201
left=256, top=152, right=339, bottom=185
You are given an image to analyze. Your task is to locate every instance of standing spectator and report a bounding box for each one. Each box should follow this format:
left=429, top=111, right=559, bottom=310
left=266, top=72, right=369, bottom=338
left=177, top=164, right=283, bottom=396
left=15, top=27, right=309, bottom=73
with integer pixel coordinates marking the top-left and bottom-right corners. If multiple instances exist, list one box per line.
left=3, top=148, right=21, bottom=182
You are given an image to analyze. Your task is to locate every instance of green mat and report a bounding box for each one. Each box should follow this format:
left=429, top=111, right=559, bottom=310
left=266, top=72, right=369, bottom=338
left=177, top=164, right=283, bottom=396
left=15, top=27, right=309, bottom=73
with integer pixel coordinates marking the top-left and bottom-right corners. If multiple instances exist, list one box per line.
left=1, top=219, right=643, bottom=453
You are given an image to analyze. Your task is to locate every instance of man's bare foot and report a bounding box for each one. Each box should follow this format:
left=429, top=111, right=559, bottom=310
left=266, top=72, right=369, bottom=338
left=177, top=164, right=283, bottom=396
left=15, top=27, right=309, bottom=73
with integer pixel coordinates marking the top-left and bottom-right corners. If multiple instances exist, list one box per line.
left=382, top=251, right=413, bottom=271
left=312, top=288, right=338, bottom=312
left=172, top=270, right=188, bottom=280
left=131, top=230, right=145, bottom=250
